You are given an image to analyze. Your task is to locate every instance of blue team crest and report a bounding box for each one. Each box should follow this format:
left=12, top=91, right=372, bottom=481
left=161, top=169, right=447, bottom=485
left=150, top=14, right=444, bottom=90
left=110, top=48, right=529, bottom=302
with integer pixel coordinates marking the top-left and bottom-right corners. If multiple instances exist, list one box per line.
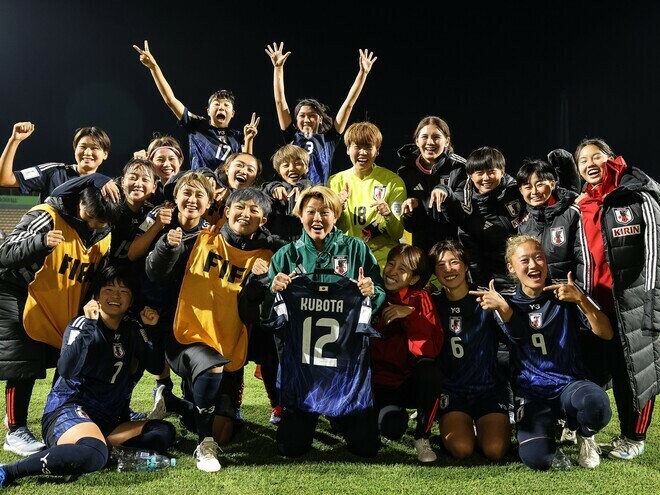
left=506, top=200, right=522, bottom=217
left=333, top=256, right=349, bottom=276
left=449, top=316, right=462, bottom=334
left=113, top=343, right=125, bottom=358
left=614, top=207, right=633, bottom=225
left=373, top=185, right=387, bottom=201
left=529, top=312, right=543, bottom=329
left=551, top=226, right=566, bottom=246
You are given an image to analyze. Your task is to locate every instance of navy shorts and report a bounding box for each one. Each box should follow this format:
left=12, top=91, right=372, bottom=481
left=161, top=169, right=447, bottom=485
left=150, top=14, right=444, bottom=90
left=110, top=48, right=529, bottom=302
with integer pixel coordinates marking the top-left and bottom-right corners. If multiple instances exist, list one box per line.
left=438, top=386, right=510, bottom=420
left=42, top=403, right=120, bottom=448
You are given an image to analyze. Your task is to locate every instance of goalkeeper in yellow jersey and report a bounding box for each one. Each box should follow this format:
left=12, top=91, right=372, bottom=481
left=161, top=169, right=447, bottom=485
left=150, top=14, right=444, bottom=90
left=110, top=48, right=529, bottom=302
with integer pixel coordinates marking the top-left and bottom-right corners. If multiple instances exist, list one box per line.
left=328, top=122, right=407, bottom=270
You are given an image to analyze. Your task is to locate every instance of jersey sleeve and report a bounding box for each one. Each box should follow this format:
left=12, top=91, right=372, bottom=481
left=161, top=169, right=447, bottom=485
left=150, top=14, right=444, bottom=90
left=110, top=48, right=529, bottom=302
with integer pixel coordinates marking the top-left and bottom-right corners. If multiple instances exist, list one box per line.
left=177, top=107, right=207, bottom=133
left=0, top=209, right=54, bottom=268
left=50, top=173, right=113, bottom=197
left=404, top=290, right=443, bottom=358
left=57, top=316, right=99, bottom=379
left=13, top=163, right=60, bottom=194
left=381, top=175, right=406, bottom=241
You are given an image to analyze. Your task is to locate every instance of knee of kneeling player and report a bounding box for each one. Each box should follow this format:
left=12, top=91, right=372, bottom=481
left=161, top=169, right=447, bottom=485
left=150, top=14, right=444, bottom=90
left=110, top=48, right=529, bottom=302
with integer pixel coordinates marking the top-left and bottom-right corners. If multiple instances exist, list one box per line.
left=75, top=437, right=110, bottom=473
left=378, top=406, right=408, bottom=441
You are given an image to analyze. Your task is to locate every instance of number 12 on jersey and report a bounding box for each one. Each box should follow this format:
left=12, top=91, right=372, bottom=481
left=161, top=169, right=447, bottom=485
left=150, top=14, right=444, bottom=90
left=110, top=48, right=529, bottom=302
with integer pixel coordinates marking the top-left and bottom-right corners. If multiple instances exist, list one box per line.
left=301, top=317, right=340, bottom=368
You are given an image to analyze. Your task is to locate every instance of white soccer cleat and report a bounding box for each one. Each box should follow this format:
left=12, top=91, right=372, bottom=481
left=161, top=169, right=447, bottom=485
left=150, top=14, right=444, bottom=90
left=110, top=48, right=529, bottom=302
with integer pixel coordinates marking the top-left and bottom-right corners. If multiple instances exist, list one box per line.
left=194, top=437, right=221, bottom=472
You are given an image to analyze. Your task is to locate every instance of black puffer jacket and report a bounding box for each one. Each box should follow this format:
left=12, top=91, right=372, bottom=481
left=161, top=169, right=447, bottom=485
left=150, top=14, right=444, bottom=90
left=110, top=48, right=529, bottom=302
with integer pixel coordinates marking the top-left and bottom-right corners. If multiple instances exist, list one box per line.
left=397, top=144, right=466, bottom=253
left=577, top=163, right=660, bottom=409
left=517, top=186, right=582, bottom=281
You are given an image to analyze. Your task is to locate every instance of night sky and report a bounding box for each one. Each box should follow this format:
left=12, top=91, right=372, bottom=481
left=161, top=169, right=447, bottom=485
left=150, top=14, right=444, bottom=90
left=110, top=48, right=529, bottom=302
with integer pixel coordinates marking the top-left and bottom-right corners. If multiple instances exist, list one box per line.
left=2, top=1, right=659, bottom=181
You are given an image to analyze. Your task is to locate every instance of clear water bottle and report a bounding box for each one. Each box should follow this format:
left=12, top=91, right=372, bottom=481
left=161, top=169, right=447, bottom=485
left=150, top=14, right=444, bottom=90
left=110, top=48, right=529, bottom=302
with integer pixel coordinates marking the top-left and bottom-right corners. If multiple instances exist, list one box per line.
left=112, top=445, right=176, bottom=472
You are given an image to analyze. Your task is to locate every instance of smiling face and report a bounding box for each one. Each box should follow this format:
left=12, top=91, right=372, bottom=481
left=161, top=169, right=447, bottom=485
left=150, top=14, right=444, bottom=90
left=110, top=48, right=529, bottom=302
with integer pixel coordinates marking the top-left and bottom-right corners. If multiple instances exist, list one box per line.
left=225, top=199, right=267, bottom=237
left=434, top=249, right=469, bottom=291
left=383, top=256, right=419, bottom=292
left=207, top=97, right=235, bottom=129
left=175, top=183, right=210, bottom=223
left=577, top=144, right=609, bottom=185
left=519, top=172, right=555, bottom=207
left=151, top=148, right=182, bottom=182
left=300, top=196, right=337, bottom=249
left=74, top=136, right=108, bottom=174
left=347, top=143, right=378, bottom=175
left=97, top=279, right=133, bottom=319
left=507, top=240, right=548, bottom=296
left=470, top=167, right=503, bottom=194
left=415, top=124, right=448, bottom=167
left=278, top=159, right=308, bottom=186
left=295, top=105, right=321, bottom=135
left=121, top=166, right=157, bottom=205
left=226, top=154, right=259, bottom=189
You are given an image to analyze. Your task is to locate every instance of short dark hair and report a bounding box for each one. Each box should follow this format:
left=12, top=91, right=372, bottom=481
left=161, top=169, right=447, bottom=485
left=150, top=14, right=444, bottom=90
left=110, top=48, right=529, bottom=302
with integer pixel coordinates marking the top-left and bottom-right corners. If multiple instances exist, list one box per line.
left=574, top=137, right=616, bottom=164
left=79, top=186, right=123, bottom=225
left=516, top=159, right=556, bottom=186
left=386, top=243, right=430, bottom=289
left=73, top=127, right=111, bottom=153
left=465, top=146, right=505, bottom=175
left=217, top=152, right=263, bottom=181
left=226, top=187, right=272, bottom=218
left=122, top=157, right=157, bottom=181
left=208, top=89, right=235, bottom=107
left=91, top=265, right=139, bottom=300
left=429, top=239, right=470, bottom=267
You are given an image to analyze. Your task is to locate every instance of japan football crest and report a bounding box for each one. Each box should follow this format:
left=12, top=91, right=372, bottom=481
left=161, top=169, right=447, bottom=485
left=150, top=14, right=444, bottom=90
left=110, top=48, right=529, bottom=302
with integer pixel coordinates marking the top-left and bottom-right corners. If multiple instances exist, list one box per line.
left=373, top=185, right=387, bottom=202
left=506, top=200, right=522, bottom=217
left=333, top=256, right=348, bottom=276
left=529, top=312, right=543, bottom=329
left=550, top=226, right=566, bottom=246
left=113, top=343, right=125, bottom=359
left=614, top=207, right=633, bottom=225
left=449, top=316, right=462, bottom=334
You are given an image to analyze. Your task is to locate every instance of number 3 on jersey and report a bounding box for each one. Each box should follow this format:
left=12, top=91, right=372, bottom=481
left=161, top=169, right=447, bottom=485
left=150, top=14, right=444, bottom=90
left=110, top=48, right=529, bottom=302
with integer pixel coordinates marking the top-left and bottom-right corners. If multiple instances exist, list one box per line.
left=302, top=317, right=340, bottom=367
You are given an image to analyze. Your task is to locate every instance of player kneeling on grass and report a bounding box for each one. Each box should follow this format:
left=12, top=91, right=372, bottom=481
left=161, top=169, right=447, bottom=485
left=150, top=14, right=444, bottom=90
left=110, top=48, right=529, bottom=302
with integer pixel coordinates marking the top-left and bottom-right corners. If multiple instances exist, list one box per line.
left=369, top=243, right=444, bottom=463
left=0, top=266, right=175, bottom=488
left=472, top=235, right=613, bottom=470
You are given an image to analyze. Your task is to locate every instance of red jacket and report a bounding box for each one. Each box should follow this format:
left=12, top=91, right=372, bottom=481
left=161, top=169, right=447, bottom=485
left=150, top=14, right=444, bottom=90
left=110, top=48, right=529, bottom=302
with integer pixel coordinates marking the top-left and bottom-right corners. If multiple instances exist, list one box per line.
left=370, top=286, right=443, bottom=388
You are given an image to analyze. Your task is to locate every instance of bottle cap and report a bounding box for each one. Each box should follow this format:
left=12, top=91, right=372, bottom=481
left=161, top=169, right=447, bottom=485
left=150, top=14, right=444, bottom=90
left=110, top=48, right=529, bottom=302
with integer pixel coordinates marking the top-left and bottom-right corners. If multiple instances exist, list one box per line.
left=170, top=458, right=176, bottom=467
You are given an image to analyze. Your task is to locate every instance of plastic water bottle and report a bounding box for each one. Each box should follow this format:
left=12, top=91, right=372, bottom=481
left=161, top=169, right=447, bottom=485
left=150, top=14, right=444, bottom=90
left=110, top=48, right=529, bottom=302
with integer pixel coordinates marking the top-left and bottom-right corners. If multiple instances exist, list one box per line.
left=112, top=445, right=176, bottom=472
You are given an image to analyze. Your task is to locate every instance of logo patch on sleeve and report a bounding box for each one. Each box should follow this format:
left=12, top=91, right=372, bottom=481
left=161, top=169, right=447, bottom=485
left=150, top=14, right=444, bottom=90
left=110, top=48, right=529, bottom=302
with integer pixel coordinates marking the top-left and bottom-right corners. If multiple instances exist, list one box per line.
left=20, top=167, right=40, bottom=180
left=612, top=224, right=641, bottom=237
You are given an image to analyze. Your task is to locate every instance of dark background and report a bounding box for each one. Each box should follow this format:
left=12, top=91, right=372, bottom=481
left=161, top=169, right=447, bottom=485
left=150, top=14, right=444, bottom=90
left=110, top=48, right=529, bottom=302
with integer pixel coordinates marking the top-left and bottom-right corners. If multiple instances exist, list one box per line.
left=2, top=1, right=659, bottom=183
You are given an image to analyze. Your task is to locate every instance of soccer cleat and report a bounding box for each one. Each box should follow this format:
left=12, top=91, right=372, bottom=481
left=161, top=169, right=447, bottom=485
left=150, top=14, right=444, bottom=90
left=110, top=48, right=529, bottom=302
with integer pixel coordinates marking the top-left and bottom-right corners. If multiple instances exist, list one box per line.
left=194, top=437, right=221, bottom=472
left=551, top=448, right=571, bottom=471
left=559, top=426, right=577, bottom=445
left=3, top=427, right=45, bottom=456
left=269, top=406, right=282, bottom=425
left=148, top=385, right=168, bottom=420
left=598, top=435, right=624, bottom=454
left=576, top=435, right=601, bottom=468
left=414, top=438, right=437, bottom=463
left=607, top=437, right=645, bottom=460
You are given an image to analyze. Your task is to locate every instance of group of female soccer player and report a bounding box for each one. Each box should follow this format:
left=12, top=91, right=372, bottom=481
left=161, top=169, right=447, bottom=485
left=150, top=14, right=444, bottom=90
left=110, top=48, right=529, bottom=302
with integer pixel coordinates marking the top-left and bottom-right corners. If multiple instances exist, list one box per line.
left=0, top=39, right=658, bottom=487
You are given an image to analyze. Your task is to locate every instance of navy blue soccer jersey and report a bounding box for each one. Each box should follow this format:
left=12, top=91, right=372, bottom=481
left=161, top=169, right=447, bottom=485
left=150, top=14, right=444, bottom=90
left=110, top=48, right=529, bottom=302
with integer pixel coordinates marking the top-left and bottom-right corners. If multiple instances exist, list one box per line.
left=263, top=275, right=379, bottom=417
left=283, top=126, right=341, bottom=185
left=44, top=315, right=159, bottom=424
left=14, top=162, right=80, bottom=202
left=498, top=285, right=591, bottom=400
left=179, top=107, right=243, bottom=170
left=109, top=202, right=155, bottom=264
left=433, top=290, right=505, bottom=396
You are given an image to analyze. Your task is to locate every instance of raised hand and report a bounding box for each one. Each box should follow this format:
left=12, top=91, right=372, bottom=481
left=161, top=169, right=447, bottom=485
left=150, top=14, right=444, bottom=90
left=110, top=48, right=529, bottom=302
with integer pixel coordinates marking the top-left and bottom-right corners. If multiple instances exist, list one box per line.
left=469, top=279, right=508, bottom=312
left=167, top=227, right=183, bottom=247
left=133, top=40, right=157, bottom=69
left=370, top=200, right=391, bottom=217
left=83, top=299, right=100, bottom=320
left=381, top=303, right=414, bottom=325
left=357, top=266, right=375, bottom=297
left=428, top=188, right=447, bottom=211
left=401, top=197, right=419, bottom=216
left=271, top=271, right=296, bottom=292
left=358, top=49, right=378, bottom=74
left=338, top=182, right=351, bottom=209
left=265, top=42, right=291, bottom=67
left=46, top=229, right=65, bottom=248
left=101, top=179, right=121, bottom=203
left=243, top=112, right=260, bottom=140
left=543, top=271, right=582, bottom=303
left=251, top=258, right=270, bottom=276
left=140, top=306, right=159, bottom=326
left=11, top=122, right=35, bottom=142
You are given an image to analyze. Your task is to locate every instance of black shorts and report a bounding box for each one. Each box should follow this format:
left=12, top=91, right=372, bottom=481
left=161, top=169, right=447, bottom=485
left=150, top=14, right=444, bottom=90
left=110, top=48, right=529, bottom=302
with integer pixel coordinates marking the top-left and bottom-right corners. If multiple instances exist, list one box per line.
left=167, top=341, right=230, bottom=385
left=438, top=386, right=510, bottom=420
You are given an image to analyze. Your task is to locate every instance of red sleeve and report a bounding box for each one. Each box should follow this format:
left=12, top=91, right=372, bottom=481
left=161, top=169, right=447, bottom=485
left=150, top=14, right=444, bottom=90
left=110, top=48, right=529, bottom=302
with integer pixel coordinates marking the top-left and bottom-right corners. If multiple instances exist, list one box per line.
left=403, top=289, right=444, bottom=358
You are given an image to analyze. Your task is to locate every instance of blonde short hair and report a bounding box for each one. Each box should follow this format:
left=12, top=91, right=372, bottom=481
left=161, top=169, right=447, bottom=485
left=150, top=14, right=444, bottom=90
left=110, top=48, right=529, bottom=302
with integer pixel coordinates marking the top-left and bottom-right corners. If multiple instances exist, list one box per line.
left=271, top=145, right=310, bottom=175
left=294, top=185, right=342, bottom=219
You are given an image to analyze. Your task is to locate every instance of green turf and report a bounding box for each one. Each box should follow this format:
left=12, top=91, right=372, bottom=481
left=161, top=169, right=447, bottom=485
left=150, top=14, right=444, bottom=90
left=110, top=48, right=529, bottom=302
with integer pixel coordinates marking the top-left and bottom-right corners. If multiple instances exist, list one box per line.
left=1, top=363, right=658, bottom=494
